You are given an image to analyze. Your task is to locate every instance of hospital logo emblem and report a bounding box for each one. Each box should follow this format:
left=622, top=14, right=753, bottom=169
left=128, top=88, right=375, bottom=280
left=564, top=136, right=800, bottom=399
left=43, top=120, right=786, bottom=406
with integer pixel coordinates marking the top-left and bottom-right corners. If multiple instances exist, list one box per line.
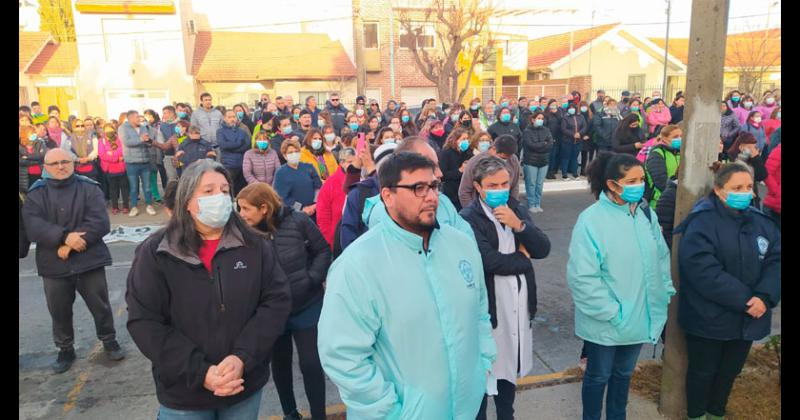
left=459, top=260, right=475, bottom=289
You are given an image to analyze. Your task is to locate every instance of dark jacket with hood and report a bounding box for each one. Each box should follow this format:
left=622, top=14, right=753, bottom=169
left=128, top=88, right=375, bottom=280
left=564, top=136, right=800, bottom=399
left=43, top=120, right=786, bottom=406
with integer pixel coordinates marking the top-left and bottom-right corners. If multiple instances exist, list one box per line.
left=324, top=100, right=349, bottom=134
left=612, top=125, right=646, bottom=156
left=560, top=113, right=588, bottom=143
left=592, top=110, right=621, bottom=149
left=543, top=111, right=563, bottom=142
left=257, top=205, right=331, bottom=314
left=126, top=223, right=291, bottom=411
left=488, top=119, right=523, bottom=158
left=178, top=137, right=216, bottom=168
left=216, top=124, right=251, bottom=169
left=440, top=147, right=474, bottom=209
left=675, top=194, right=780, bottom=341
left=521, top=124, right=554, bottom=167
left=22, top=175, right=112, bottom=278
left=655, top=178, right=677, bottom=249
left=459, top=197, right=551, bottom=328
left=340, top=175, right=380, bottom=250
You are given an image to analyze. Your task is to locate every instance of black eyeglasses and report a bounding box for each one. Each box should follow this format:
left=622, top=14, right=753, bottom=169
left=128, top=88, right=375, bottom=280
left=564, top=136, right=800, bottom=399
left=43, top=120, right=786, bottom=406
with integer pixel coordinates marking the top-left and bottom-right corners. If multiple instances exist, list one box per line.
left=331, top=99, right=340, bottom=102
left=392, top=181, right=441, bottom=197
left=44, top=159, right=73, bottom=167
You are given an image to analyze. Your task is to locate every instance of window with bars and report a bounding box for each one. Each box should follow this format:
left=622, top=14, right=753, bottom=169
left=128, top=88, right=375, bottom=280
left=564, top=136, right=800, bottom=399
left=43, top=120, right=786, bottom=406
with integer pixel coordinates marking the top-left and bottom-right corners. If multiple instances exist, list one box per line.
left=628, top=74, right=645, bottom=94
left=400, top=23, right=435, bottom=49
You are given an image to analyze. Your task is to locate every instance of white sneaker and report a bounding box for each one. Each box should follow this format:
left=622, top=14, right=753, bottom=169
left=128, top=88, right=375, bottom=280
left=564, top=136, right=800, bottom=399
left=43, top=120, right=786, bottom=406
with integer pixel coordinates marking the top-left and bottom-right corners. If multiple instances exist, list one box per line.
left=537, top=207, right=544, bottom=213
left=146, top=205, right=157, bottom=216
left=128, top=207, right=139, bottom=217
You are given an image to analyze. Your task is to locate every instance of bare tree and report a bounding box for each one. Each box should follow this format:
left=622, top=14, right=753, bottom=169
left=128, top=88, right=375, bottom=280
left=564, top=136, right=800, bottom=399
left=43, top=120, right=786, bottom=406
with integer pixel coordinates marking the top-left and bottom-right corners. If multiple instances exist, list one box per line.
left=395, top=0, right=496, bottom=103
left=727, top=28, right=780, bottom=97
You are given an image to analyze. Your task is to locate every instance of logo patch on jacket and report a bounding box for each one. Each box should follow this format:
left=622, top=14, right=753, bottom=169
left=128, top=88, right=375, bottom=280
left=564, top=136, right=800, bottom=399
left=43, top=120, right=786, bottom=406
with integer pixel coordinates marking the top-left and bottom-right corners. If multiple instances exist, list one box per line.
left=459, top=260, right=475, bottom=289
left=757, top=236, right=769, bottom=259
left=234, top=261, right=247, bottom=270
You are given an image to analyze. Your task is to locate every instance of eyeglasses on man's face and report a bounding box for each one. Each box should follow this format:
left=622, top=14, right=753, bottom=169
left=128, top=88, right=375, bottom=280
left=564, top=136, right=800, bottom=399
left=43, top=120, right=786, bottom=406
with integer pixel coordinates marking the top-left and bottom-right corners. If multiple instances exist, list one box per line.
left=392, top=181, right=441, bottom=197
left=44, top=159, right=74, bottom=167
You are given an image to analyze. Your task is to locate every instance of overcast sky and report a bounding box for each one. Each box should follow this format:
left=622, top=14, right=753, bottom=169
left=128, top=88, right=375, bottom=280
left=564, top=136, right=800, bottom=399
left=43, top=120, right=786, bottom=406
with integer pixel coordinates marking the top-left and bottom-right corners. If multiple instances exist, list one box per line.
left=493, top=0, right=781, bottom=38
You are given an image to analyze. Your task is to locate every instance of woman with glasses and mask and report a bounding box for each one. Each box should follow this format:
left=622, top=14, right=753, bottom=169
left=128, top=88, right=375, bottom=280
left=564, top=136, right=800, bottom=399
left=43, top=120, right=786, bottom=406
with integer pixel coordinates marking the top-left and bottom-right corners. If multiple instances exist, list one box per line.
left=568, top=152, right=675, bottom=420
left=126, top=159, right=291, bottom=420
left=674, top=161, right=780, bottom=420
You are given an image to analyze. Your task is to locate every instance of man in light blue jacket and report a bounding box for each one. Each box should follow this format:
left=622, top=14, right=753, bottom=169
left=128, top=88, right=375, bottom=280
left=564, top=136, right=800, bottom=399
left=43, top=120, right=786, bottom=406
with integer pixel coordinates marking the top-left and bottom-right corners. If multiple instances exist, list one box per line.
left=318, top=152, right=496, bottom=419
left=567, top=152, right=675, bottom=420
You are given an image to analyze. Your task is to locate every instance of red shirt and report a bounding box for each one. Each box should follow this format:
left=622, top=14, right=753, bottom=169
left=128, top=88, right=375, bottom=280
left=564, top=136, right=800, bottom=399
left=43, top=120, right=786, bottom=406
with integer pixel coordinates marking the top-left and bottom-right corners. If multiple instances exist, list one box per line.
left=198, top=239, right=220, bottom=274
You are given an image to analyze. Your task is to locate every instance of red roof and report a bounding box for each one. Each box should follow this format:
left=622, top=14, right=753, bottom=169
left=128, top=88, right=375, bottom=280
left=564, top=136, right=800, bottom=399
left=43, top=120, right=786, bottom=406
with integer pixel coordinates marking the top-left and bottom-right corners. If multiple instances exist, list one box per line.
left=27, top=42, right=78, bottom=74
left=528, top=24, right=618, bottom=69
left=192, top=31, right=356, bottom=81
left=19, top=31, right=53, bottom=71
left=649, top=29, right=781, bottom=68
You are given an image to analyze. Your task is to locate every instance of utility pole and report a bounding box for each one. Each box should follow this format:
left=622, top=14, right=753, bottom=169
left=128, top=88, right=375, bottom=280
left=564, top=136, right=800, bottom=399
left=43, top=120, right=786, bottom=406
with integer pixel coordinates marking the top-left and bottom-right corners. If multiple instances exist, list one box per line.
left=661, top=0, right=671, bottom=99
left=659, top=1, right=730, bottom=418
left=352, top=0, right=365, bottom=97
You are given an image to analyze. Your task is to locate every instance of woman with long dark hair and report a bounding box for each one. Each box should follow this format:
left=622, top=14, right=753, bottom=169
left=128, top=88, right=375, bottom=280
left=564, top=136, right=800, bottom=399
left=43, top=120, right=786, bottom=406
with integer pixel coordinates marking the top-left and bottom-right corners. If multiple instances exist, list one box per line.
left=612, top=114, right=646, bottom=156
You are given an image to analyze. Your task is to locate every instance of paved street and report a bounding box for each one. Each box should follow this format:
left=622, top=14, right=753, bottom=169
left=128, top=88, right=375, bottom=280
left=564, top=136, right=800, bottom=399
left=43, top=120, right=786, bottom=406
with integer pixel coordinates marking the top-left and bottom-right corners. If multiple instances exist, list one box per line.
left=18, top=182, right=780, bottom=419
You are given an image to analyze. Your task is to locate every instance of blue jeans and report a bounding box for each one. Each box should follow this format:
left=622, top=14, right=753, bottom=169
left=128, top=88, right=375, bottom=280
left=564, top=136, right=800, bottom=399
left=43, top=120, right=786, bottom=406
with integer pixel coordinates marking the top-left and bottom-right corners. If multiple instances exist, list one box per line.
left=126, top=162, right=152, bottom=207
left=560, top=140, right=580, bottom=176
left=582, top=341, right=643, bottom=420
left=547, top=139, right=561, bottom=173
left=523, top=164, right=548, bottom=208
left=157, top=387, right=264, bottom=420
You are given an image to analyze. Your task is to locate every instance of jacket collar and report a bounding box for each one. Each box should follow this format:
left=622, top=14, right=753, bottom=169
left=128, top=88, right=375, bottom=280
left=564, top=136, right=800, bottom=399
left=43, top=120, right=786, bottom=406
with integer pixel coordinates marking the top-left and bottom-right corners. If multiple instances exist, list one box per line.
left=157, top=223, right=246, bottom=265
left=380, top=207, right=440, bottom=253
left=598, top=190, right=638, bottom=215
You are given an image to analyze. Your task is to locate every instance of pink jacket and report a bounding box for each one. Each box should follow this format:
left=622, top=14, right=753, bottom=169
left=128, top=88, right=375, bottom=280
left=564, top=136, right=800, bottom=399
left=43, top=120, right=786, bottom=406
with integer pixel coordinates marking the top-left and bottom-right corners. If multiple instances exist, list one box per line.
left=764, top=143, right=780, bottom=213
left=98, top=137, right=126, bottom=174
left=755, top=104, right=778, bottom=121
left=315, top=167, right=347, bottom=249
left=645, top=107, right=672, bottom=133
left=636, top=137, right=660, bottom=163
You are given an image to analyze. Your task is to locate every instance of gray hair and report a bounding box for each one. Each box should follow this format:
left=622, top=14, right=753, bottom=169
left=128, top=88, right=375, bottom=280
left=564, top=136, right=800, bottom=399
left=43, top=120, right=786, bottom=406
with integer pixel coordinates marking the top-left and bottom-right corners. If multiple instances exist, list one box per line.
left=165, top=159, right=236, bottom=255
left=472, top=155, right=510, bottom=185
left=338, top=147, right=356, bottom=162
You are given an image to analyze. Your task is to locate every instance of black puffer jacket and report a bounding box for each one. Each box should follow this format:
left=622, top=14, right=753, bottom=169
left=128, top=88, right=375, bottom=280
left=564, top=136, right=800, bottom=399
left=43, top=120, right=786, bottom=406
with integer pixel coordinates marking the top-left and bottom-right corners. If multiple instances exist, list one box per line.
left=259, top=205, right=331, bottom=314
left=488, top=120, right=523, bottom=157
left=521, top=125, right=554, bottom=167
left=655, top=179, right=677, bottom=249
left=459, top=197, right=551, bottom=328
left=592, top=111, right=621, bottom=149
left=440, top=147, right=474, bottom=210
left=22, top=175, right=112, bottom=278
left=560, top=114, right=588, bottom=143
left=543, top=111, right=563, bottom=142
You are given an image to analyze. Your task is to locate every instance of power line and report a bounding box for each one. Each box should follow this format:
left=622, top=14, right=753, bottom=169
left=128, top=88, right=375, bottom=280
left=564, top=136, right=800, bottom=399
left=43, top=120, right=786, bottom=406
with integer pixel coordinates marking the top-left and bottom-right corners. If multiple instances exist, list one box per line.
left=491, top=12, right=778, bottom=27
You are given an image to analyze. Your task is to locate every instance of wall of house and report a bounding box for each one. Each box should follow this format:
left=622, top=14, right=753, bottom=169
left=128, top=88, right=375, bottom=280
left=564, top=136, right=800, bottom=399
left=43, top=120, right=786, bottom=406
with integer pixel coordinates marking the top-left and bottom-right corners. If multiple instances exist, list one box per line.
left=199, top=80, right=358, bottom=109
left=72, top=4, right=195, bottom=118
left=551, top=34, right=683, bottom=94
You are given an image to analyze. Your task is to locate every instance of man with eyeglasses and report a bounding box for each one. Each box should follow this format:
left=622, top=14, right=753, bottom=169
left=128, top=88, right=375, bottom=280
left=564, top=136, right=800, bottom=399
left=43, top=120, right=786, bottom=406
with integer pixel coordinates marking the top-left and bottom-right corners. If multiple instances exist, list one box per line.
left=324, top=92, right=349, bottom=136
left=21, top=148, right=125, bottom=375
left=318, top=151, right=496, bottom=419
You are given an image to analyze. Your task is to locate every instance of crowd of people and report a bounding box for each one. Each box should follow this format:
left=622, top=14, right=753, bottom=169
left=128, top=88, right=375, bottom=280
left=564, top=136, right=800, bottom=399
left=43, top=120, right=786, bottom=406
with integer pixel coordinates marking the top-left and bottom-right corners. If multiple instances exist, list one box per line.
left=18, top=87, right=780, bottom=420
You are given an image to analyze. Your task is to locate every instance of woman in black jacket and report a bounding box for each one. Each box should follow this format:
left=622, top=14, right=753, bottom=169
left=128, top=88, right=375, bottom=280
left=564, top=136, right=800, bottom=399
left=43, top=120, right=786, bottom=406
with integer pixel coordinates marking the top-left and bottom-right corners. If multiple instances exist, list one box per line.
left=726, top=132, right=767, bottom=208
left=236, top=181, right=331, bottom=420
left=559, top=103, right=588, bottom=179
left=521, top=111, right=554, bottom=212
left=439, top=128, right=474, bottom=211
left=544, top=99, right=563, bottom=179
left=674, top=161, right=780, bottom=420
left=612, top=114, right=645, bottom=156
left=126, top=160, right=292, bottom=418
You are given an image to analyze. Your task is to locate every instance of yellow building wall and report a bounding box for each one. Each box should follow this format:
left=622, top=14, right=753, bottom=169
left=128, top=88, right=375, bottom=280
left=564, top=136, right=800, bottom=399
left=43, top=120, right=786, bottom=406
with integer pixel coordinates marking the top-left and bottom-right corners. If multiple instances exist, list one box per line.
left=457, top=45, right=527, bottom=106
left=200, top=80, right=358, bottom=109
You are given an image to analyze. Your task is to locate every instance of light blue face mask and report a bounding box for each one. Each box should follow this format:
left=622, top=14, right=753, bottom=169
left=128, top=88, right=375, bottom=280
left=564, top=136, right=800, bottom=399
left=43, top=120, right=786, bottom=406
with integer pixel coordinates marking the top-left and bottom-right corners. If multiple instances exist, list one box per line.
left=471, top=104, right=480, bottom=110
left=196, top=193, right=232, bottom=228
left=349, top=122, right=360, bottom=131
left=501, top=101, right=509, bottom=107
left=484, top=188, right=509, bottom=208
left=281, top=126, right=293, bottom=135
left=725, top=191, right=753, bottom=210
left=567, top=108, right=576, bottom=115
left=236, top=111, right=244, bottom=120
left=312, top=139, right=323, bottom=150
left=529, top=105, right=538, bottom=112
left=178, top=111, right=188, bottom=119
left=458, top=140, right=470, bottom=152
left=671, top=138, right=682, bottom=150
left=500, top=114, right=511, bottom=122
left=318, top=120, right=325, bottom=127
left=256, top=140, right=269, bottom=150
left=534, top=119, right=544, bottom=127
left=174, top=126, right=182, bottom=135
left=478, top=141, right=491, bottom=152
left=401, top=115, right=410, bottom=123
left=616, top=182, right=645, bottom=203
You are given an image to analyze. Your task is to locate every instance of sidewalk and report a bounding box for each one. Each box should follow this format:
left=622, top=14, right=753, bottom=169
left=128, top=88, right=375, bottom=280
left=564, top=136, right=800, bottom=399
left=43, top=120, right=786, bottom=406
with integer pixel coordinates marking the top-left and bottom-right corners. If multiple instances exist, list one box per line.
left=107, top=202, right=169, bottom=227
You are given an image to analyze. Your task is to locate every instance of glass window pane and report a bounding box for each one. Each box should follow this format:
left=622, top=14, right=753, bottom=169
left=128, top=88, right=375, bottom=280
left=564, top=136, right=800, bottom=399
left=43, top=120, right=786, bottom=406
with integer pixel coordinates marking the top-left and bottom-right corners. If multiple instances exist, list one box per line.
left=364, top=23, right=378, bottom=49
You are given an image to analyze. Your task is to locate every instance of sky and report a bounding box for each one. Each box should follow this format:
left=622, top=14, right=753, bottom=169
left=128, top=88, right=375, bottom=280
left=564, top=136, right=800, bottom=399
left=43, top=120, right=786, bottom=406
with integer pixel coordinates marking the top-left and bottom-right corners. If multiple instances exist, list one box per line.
left=493, top=0, right=781, bottom=39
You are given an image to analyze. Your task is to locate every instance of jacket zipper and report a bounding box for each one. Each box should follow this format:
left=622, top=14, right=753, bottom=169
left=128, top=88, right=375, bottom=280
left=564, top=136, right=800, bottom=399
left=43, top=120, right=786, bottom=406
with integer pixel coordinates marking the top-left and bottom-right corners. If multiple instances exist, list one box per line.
left=216, top=266, right=226, bottom=312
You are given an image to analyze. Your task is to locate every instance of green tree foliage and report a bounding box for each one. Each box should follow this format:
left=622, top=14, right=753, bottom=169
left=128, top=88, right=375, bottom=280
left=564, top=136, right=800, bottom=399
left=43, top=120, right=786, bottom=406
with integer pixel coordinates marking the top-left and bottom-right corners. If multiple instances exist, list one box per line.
left=38, top=0, right=76, bottom=42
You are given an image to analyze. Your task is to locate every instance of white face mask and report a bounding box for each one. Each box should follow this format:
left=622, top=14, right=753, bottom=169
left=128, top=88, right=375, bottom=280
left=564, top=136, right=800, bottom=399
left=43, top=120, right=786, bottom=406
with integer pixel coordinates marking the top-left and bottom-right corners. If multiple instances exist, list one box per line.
left=753, top=117, right=762, bottom=124
left=356, top=109, right=365, bottom=116
left=766, top=97, right=775, bottom=105
left=324, top=133, right=336, bottom=142
left=196, top=193, right=232, bottom=228
left=287, top=152, right=301, bottom=165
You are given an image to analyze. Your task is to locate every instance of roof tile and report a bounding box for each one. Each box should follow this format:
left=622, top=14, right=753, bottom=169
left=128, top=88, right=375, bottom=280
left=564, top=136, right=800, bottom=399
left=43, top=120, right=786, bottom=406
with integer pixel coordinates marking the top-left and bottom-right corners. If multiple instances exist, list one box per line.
left=527, top=24, right=619, bottom=69
left=649, top=29, right=781, bottom=67
left=19, top=31, right=53, bottom=71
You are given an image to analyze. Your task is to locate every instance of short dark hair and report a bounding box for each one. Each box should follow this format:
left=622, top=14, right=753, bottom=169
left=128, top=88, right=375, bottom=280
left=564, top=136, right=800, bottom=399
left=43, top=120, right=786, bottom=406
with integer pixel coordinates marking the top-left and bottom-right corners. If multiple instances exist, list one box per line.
left=162, top=105, right=176, bottom=114
left=299, top=109, right=311, bottom=117
left=275, top=96, right=283, bottom=101
left=200, top=92, right=212, bottom=100
left=492, top=134, right=518, bottom=156
left=378, top=152, right=436, bottom=190
left=19, top=105, right=31, bottom=113
left=472, top=155, right=510, bottom=185
left=31, top=101, right=40, bottom=107
left=48, top=105, right=60, bottom=114
left=126, top=109, right=139, bottom=119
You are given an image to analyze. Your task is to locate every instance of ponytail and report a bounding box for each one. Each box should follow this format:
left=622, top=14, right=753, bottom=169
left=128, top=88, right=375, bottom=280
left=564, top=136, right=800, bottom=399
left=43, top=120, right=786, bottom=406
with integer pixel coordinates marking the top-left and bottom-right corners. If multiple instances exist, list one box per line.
left=586, top=151, right=643, bottom=199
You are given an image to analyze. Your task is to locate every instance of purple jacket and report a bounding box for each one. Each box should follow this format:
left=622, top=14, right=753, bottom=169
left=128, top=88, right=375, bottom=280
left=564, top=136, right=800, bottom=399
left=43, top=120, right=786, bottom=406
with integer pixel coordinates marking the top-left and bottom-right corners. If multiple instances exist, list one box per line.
left=243, top=149, right=281, bottom=185
left=756, top=104, right=778, bottom=120
left=728, top=100, right=750, bottom=125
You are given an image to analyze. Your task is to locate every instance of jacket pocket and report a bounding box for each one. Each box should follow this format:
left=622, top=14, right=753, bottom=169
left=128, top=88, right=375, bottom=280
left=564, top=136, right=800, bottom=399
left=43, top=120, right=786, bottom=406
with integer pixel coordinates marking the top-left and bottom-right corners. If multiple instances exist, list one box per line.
left=398, top=383, right=425, bottom=420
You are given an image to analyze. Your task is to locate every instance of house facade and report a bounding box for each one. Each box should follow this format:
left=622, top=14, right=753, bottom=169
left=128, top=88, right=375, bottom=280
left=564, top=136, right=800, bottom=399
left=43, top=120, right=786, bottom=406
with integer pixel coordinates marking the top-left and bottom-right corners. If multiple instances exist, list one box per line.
left=19, top=31, right=78, bottom=115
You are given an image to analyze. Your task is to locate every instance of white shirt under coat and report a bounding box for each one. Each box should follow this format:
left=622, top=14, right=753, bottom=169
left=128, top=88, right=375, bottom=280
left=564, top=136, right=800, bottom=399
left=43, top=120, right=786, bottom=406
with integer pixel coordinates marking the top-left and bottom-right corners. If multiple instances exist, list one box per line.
left=480, top=200, right=534, bottom=384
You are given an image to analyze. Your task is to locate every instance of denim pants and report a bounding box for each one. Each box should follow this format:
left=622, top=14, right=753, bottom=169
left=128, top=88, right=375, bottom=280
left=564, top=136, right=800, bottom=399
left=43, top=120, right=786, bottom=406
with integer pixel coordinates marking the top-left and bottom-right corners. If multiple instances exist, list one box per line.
left=581, top=341, right=643, bottom=420
left=547, top=139, right=561, bottom=173
left=523, top=164, right=548, bottom=208
left=126, top=162, right=152, bottom=207
left=560, top=140, right=580, bottom=176
left=157, top=387, right=264, bottom=420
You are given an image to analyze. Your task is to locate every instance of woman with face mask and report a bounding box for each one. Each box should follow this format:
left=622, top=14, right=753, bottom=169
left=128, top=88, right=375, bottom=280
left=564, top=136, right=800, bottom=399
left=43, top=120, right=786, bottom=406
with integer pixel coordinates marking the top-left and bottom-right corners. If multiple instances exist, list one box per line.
left=126, top=160, right=291, bottom=420
left=233, top=103, right=255, bottom=134
left=645, top=99, right=672, bottom=135
left=399, top=109, right=418, bottom=138
left=98, top=124, right=130, bottom=214
left=559, top=103, right=588, bottom=179
left=592, top=97, right=622, bottom=154
left=274, top=139, right=323, bottom=220
left=544, top=99, right=563, bottom=179
left=741, top=111, right=767, bottom=152
left=568, top=152, right=675, bottom=420
left=242, top=131, right=281, bottom=186
left=719, top=101, right=741, bottom=153
left=726, top=132, right=767, bottom=208
left=521, top=112, right=554, bottom=212
left=19, top=125, right=46, bottom=194
left=488, top=107, right=523, bottom=157
left=737, top=95, right=756, bottom=125
left=299, top=129, right=338, bottom=183
left=373, top=126, right=396, bottom=147
left=235, top=182, right=331, bottom=420
left=644, top=125, right=682, bottom=208
left=423, top=119, right=447, bottom=152
left=612, top=114, right=646, bottom=156
left=763, top=107, right=781, bottom=141
left=674, top=161, right=780, bottom=420
left=622, top=99, right=649, bottom=134
left=755, top=92, right=778, bottom=121
left=440, top=128, right=474, bottom=211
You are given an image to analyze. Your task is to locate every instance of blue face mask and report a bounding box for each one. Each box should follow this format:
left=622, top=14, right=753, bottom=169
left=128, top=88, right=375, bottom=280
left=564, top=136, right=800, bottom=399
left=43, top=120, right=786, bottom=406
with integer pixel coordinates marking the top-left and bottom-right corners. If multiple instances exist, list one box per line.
left=671, top=138, right=682, bottom=150
left=293, top=114, right=300, bottom=121
left=178, top=111, right=187, bottom=119
left=529, top=105, right=538, bottom=112
left=236, top=111, right=244, bottom=120
left=311, top=139, right=322, bottom=150
left=318, top=120, right=325, bottom=127
left=725, top=191, right=752, bottom=210
left=630, top=106, right=640, bottom=112
left=478, top=141, right=491, bottom=152
left=534, top=119, right=544, bottom=127
left=349, top=122, right=360, bottom=131
left=561, top=103, right=569, bottom=109
left=174, top=126, right=182, bottom=135
left=471, top=104, right=480, bottom=110
left=29, top=133, right=38, bottom=141
left=401, top=115, right=410, bottom=123
left=616, top=182, right=645, bottom=203
left=501, top=101, right=509, bottom=107
left=731, top=96, right=741, bottom=102
left=458, top=140, right=470, bottom=152
left=484, top=188, right=510, bottom=209
left=256, top=140, right=269, bottom=150
left=281, top=126, right=293, bottom=135
left=501, top=114, right=511, bottom=122
left=196, top=193, right=233, bottom=228
left=567, top=108, right=576, bottom=115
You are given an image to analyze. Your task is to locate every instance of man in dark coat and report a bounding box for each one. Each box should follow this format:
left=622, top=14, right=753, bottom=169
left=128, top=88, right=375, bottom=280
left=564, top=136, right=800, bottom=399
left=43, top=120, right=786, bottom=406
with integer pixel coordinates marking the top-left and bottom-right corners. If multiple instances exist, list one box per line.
left=22, top=148, right=124, bottom=374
